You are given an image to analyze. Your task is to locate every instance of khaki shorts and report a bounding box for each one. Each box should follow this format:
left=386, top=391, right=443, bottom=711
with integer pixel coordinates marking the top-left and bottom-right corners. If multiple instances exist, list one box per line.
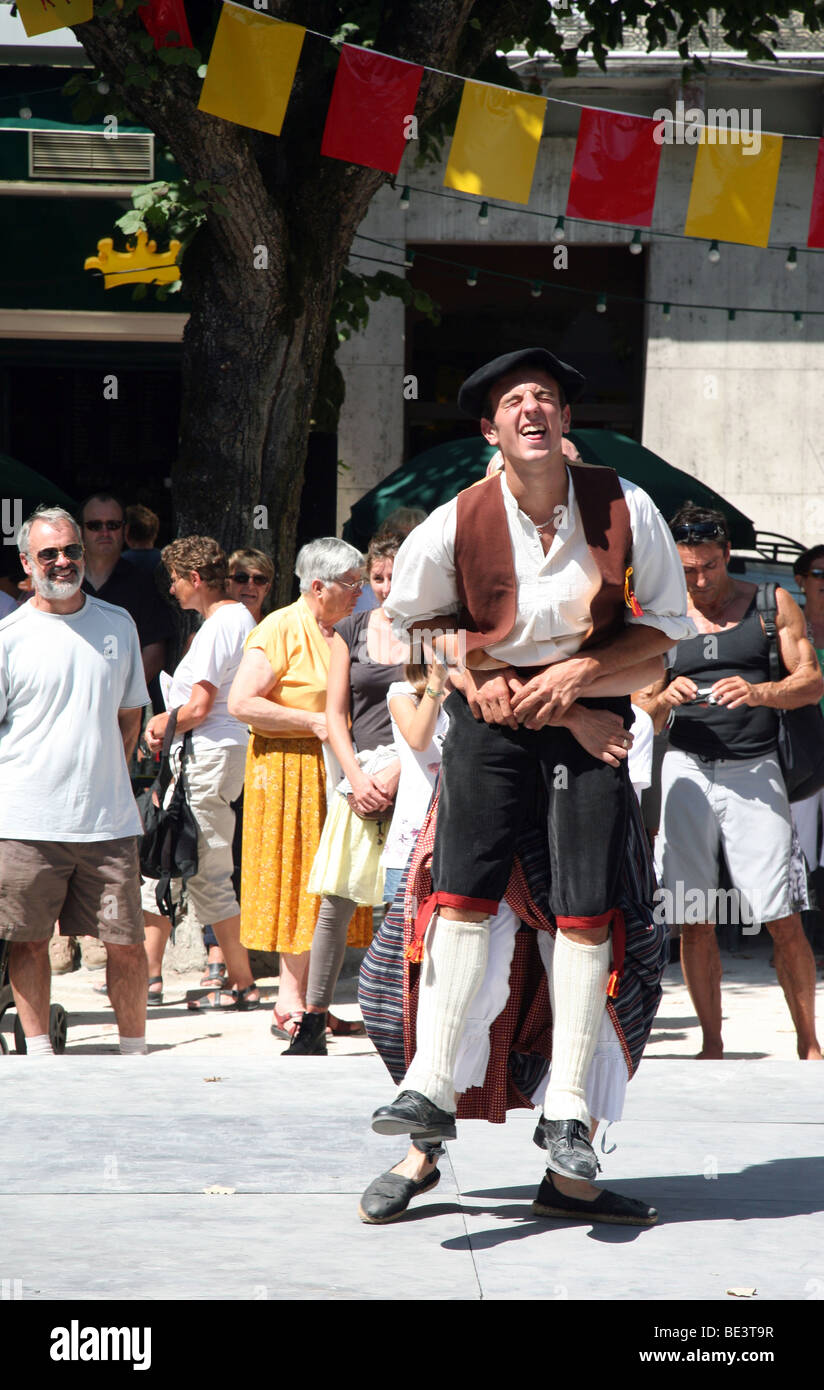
left=0, top=836, right=144, bottom=944
left=140, top=741, right=246, bottom=924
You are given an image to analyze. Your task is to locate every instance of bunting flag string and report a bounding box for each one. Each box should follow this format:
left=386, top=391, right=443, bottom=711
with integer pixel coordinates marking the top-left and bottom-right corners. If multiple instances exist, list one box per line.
left=9, top=0, right=824, bottom=257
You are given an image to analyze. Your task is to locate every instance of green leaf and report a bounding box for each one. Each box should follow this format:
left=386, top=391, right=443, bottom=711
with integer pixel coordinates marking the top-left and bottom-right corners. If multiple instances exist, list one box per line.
left=131, top=283, right=149, bottom=302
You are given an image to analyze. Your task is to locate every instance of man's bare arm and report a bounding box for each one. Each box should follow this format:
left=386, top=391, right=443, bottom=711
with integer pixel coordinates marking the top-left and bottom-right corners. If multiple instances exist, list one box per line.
left=713, top=587, right=824, bottom=711
left=118, top=707, right=142, bottom=763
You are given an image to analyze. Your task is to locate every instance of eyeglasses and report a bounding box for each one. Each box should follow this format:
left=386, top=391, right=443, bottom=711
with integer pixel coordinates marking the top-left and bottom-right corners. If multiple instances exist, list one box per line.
left=672, top=523, right=728, bottom=544
left=332, top=577, right=365, bottom=591
left=35, top=544, right=84, bottom=564
left=84, top=519, right=123, bottom=532
left=229, top=571, right=269, bottom=586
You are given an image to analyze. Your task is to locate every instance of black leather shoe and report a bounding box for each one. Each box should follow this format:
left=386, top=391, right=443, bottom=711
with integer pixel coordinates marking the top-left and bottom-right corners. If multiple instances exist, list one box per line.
left=283, top=1011, right=327, bottom=1056
left=371, top=1090, right=457, bottom=1140
left=532, top=1170, right=658, bottom=1226
left=358, top=1164, right=441, bottom=1223
left=533, top=1115, right=600, bottom=1180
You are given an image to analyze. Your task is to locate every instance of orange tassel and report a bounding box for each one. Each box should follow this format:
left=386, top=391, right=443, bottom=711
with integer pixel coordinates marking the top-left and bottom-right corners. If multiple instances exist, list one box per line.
left=606, top=970, right=620, bottom=998
left=624, top=566, right=643, bottom=617
left=404, top=938, right=425, bottom=964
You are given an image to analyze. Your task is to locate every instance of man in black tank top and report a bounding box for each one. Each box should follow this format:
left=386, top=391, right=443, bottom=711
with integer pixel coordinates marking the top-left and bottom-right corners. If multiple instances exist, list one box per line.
left=636, top=504, right=823, bottom=1061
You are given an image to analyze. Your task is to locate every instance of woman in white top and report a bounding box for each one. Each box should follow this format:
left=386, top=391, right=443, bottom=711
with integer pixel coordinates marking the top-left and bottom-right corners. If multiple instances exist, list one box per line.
left=141, top=536, right=257, bottom=1009
left=381, top=659, right=450, bottom=907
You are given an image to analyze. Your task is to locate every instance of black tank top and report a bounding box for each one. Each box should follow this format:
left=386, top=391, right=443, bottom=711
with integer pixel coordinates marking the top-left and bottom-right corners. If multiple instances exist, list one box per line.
left=668, top=592, right=778, bottom=760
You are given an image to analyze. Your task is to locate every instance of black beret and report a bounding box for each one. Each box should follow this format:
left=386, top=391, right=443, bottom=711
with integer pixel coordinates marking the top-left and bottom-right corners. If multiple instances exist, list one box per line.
left=457, top=347, right=585, bottom=418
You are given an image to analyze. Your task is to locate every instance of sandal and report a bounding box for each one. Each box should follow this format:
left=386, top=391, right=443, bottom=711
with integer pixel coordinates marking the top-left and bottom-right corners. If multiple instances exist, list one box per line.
left=327, top=1012, right=367, bottom=1037
left=200, top=962, right=227, bottom=988
left=270, top=1009, right=303, bottom=1040
left=233, top=984, right=261, bottom=1012
left=147, top=976, right=164, bottom=1006
left=187, top=988, right=238, bottom=1012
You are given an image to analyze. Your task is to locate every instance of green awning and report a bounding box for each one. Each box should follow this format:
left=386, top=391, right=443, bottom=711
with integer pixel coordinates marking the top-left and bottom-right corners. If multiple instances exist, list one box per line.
left=0, top=452, right=75, bottom=516
left=343, top=430, right=757, bottom=551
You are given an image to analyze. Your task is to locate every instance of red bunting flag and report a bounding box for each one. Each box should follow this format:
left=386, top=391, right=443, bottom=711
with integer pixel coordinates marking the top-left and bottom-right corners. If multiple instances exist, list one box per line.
left=566, top=108, right=662, bottom=227
left=807, top=137, right=824, bottom=248
left=139, top=0, right=192, bottom=49
left=320, top=45, right=423, bottom=175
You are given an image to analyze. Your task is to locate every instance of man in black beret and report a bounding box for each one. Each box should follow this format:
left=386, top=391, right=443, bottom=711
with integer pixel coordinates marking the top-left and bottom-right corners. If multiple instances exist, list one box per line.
left=370, top=346, right=693, bottom=1207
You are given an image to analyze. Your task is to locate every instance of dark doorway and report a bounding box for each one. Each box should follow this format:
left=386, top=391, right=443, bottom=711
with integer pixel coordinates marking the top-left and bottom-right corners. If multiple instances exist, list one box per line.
left=404, top=241, right=646, bottom=458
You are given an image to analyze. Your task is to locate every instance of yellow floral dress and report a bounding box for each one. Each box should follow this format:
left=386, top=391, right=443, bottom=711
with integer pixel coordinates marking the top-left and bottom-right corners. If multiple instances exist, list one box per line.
left=239, top=597, right=373, bottom=954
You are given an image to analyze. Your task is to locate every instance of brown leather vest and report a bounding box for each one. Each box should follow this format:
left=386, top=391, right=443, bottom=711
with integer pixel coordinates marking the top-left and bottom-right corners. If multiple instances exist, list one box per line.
left=453, top=464, right=632, bottom=658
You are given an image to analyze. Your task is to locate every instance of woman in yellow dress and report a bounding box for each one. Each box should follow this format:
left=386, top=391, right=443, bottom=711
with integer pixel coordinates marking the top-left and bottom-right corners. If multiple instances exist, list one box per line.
left=227, top=537, right=369, bottom=1037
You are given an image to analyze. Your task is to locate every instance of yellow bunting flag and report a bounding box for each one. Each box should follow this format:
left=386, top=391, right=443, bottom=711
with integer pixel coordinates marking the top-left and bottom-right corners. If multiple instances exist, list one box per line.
left=444, top=81, right=546, bottom=204
left=17, top=0, right=93, bottom=38
left=198, top=5, right=305, bottom=137
left=684, top=128, right=783, bottom=248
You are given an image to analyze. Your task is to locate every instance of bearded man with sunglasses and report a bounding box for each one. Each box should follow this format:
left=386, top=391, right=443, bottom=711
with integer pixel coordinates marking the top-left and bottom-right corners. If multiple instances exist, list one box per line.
left=636, top=504, right=823, bottom=1061
left=0, top=507, right=150, bottom=1055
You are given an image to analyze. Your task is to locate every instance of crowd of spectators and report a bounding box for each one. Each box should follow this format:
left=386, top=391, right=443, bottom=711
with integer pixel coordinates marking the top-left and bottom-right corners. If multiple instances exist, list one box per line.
left=0, top=492, right=821, bottom=1064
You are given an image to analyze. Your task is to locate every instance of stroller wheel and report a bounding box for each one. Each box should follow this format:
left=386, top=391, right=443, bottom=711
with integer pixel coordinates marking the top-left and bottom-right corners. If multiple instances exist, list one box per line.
left=14, top=1004, right=69, bottom=1054
left=49, top=1004, right=68, bottom=1054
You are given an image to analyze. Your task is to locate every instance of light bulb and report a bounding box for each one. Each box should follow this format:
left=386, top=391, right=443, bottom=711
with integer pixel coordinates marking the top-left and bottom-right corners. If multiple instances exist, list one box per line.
left=785, top=247, right=798, bottom=271
left=478, top=201, right=489, bottom=224
left=530, top=281, right=542, bottom=298
left=399, top=186, right=410, bottom=210
left=629, top=230, right=643, bottom=255
left=793, top=311, right=804, bottom=331
left=595, top=293, right=607, bottom=314
left=552, top=216, right=566, bottom=242
left=662, top=303, right=671, bottom=321
left=708, top=240, right=721, bottom=263
left=466, top=267, right=479, bottom=287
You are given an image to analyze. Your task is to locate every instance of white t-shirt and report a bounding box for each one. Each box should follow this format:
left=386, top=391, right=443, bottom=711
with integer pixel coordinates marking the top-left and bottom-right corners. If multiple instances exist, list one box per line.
left=167, top=602, right=255, bottom=748
left=0, top=595, right=149, bottom=841
left=382, top=681, right=449, bottom=870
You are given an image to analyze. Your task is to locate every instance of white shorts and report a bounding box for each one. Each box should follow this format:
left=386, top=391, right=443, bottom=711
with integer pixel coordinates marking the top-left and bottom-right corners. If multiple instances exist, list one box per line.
left=141, top=741, right=246, bottom=924
left=654, top=747, right=793, bottom=925
left=792, top=789, right=824, bottom=871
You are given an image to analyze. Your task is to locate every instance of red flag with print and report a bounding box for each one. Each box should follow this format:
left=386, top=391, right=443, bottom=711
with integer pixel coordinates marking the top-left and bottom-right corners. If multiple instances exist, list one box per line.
left=139, top=0, right=192, bottom=49
left=807, top=137, right=824, bottom=248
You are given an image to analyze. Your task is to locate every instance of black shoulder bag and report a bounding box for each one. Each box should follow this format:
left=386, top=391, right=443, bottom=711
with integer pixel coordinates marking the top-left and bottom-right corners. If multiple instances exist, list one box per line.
left=136, top=709, right=199, bottom=924
left=756, top=582, right=824, bottom=803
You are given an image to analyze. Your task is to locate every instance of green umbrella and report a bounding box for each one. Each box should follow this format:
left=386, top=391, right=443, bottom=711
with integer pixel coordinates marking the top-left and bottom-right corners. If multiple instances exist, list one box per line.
left=0, top=452, right=76, bottom=521
left=342, top=430, right=756, bottom=551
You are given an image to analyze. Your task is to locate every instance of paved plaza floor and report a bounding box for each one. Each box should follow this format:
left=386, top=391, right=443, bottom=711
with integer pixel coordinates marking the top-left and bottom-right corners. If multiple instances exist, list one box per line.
left=2, top=932, right=822, bottom=1314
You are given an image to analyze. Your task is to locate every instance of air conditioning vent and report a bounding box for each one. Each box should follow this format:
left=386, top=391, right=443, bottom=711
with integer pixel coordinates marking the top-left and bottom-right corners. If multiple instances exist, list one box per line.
left=30, top=131, right=154, bottom=183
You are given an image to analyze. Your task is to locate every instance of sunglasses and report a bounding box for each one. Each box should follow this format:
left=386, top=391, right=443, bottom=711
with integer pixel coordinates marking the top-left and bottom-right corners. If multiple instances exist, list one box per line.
left=229, top=571, right=269, bottom=586
left=672, top=523, right=727, bottom=543
left=35, top=543, right=84, bottom=564
left=804, top=568, right=824, bottom=579
left=84, top=519, right=123, bottom=532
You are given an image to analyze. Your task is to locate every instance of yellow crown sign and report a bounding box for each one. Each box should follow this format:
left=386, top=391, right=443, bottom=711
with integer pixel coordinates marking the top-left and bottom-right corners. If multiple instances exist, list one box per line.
left=84, top=229, right=182, bottom=290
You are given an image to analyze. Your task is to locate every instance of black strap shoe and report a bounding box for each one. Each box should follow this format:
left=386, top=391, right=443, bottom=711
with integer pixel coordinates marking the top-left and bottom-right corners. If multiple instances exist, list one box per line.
left=533, top=1115, right=600, bottom=1180
left=358, top=1165, right=441, bottom=1223
left=283, top=1011, right=328, bottom=1056
left=371, top=1090, right=457, bottom=1140
left=532, top=1170, right=658, bottom=1226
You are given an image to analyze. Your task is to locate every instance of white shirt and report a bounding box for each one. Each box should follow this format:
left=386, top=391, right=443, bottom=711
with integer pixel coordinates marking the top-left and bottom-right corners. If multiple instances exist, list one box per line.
left=0, top=595, right=149, bottom=841
left=627, top=702, right=655, bottom=800
left=385, top=469, right=694, bottom=667
left=167, top=602, right=255, bottom=748
left=381, top=681, right=448, bottom=869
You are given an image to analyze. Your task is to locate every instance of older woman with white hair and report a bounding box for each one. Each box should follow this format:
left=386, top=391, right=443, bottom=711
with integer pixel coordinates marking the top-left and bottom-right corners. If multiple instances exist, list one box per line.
left=228, top=536, right=369, bottom=1035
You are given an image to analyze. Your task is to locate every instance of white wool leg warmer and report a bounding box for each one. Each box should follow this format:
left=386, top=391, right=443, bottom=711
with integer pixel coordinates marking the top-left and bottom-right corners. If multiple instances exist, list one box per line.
left=402, top=915, right=490, bottom=1114
left=543, top=930, right=611, bottom=1124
